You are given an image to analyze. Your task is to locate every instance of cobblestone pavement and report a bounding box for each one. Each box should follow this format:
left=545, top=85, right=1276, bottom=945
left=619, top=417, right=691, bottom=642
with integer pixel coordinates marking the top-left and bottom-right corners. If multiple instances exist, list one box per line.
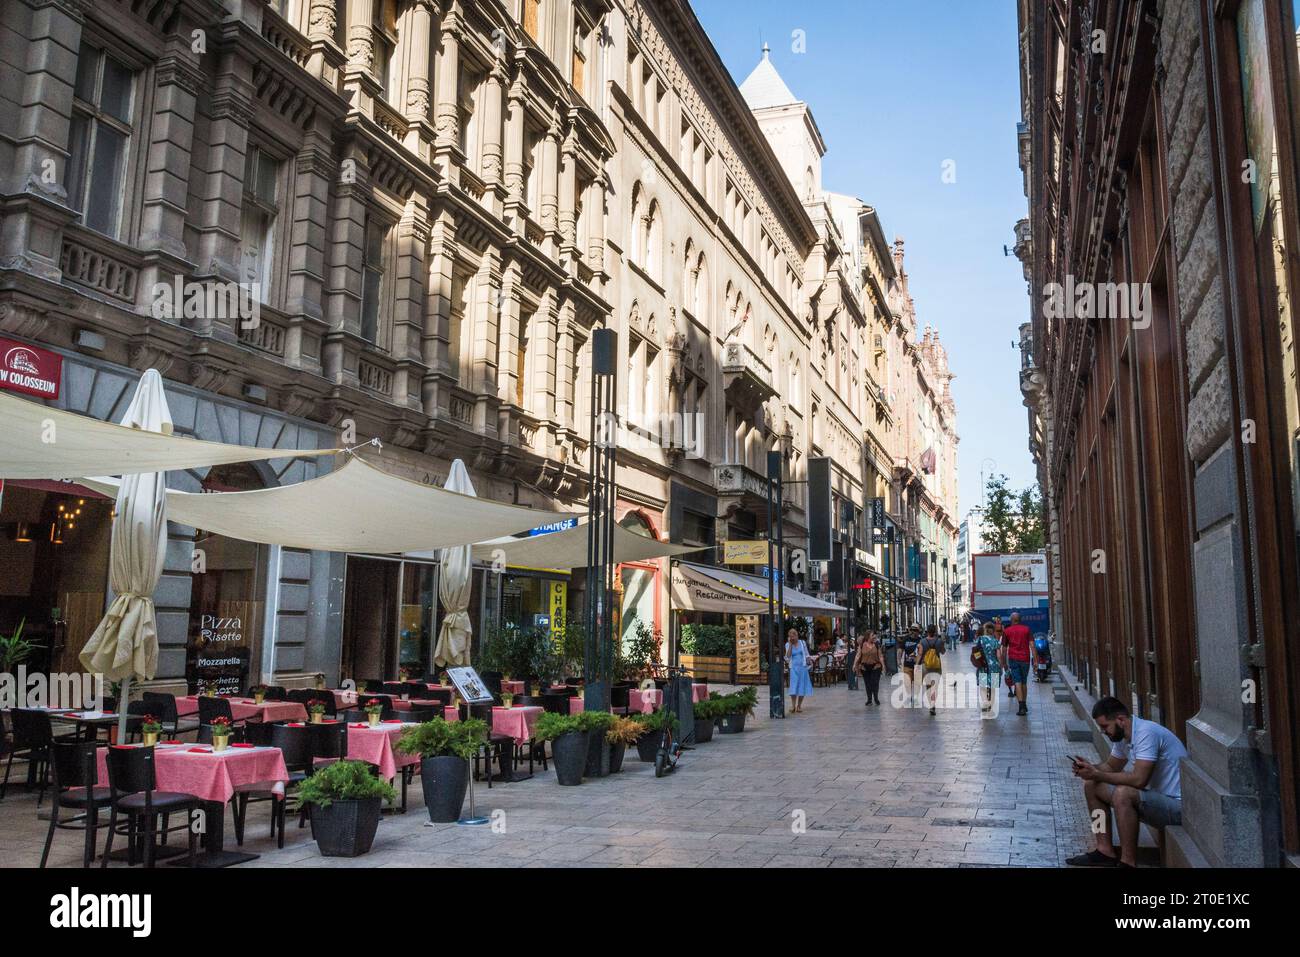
left=2, top=649, right=1099, bottom=868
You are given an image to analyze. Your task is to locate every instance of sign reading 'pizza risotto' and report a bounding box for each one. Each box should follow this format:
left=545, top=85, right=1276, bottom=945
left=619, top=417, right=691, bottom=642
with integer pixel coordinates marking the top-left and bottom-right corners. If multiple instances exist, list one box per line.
left=0, top=339, right=62, bottom=399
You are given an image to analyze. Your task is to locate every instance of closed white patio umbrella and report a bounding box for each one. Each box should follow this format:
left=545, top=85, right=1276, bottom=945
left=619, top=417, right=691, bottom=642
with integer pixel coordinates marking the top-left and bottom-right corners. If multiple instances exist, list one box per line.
left=433, top=460, right=475, bottom=668
left=79, top=370, right=171, bottom=741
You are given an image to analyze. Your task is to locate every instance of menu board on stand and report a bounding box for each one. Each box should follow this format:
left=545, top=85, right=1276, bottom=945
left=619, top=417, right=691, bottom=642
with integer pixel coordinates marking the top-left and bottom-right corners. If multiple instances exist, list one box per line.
left=735, top=614, right=761, bottom=676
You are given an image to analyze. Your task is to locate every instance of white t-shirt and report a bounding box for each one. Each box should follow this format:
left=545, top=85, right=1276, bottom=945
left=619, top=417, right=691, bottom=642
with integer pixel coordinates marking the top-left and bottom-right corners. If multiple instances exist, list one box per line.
left=1109, top=716, right=1188, bottom=798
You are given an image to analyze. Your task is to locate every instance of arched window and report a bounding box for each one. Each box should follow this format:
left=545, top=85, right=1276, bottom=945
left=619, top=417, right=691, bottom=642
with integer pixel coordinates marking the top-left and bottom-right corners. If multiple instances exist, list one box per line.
left=646, top=200, right=662, bottom=280
left=694, top=254, right=708, bottom=321
left=629, top=181, right=644, bottom=265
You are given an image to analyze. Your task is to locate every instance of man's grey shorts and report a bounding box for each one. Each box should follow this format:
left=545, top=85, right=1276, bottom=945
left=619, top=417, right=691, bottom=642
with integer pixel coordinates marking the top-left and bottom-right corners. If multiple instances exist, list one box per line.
left=1138, top=789, right=1182, bottom=828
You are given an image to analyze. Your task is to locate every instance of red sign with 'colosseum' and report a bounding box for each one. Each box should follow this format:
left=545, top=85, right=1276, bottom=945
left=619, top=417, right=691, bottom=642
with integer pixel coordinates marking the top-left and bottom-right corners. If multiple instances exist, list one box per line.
left=0, top=338, right=62, bottom=399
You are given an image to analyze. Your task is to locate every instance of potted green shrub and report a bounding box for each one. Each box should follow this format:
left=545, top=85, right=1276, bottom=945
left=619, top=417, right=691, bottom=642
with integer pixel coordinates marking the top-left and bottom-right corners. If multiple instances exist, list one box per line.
left=716, top=687, right=757, bottom=734
left=307, top=699, right=327, bottom=724
left=534, top=712, right=586, bottom=786
left=576, top=711, right=615, bottom=777
left=690, top=698, right=724, bottom=743
left=631, top=708, right=677, bottom=762
left=294, top=760, right=396, bottom=857
left=606, top=716, right=642, bottom=773
left=396, top=717, right=488, bottom=822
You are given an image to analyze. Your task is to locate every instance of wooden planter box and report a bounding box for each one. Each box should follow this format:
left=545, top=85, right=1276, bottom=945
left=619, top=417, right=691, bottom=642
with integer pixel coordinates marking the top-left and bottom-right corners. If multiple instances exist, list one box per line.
left=680, top=654, right=735, bottom=683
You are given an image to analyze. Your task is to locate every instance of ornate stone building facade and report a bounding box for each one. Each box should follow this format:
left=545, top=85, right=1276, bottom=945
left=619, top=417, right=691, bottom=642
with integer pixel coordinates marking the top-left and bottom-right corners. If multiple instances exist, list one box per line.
left=1016, top=0, right=1300, bottom=866
left=0, top=0, right=958, bottom=689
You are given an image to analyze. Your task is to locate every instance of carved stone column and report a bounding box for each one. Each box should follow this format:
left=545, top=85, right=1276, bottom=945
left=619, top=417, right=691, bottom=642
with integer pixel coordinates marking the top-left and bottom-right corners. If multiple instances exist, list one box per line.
left=433, top=6, right=463, bottom=178
left=503, top=76, right=527, bottom=221
left=403, top=0, right=435, bottom=134
left=0, top=0, right=90, bottom=280
left=480, top=58, right=507, bottom=209
left=558, top=128, right=578, bottom=255
left=539, top=116, right=561, bottom=238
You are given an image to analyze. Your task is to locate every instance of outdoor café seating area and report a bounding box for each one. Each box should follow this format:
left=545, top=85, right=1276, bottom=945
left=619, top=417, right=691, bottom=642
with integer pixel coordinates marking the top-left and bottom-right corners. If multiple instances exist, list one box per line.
left=0, top=669, right=717, bottom=868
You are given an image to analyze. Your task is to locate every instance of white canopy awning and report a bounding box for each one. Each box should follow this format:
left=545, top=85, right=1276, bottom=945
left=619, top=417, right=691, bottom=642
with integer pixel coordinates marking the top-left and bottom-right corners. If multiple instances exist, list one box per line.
left=81, top=456, right=570, bottom=552
left=0, top=389, right=337, bottom=479
left=670, top=562, right=848, bottom=616
left=465, top=520, right=700, bottom=570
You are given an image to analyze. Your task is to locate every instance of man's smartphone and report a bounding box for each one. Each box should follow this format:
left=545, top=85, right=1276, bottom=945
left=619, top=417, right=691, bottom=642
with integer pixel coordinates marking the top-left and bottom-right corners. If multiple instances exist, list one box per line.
left=1070, top=755, right=1089, bottom=769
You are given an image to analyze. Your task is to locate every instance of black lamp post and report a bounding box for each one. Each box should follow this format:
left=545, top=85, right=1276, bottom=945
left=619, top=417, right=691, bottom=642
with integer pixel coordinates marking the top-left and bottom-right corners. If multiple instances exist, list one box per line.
left=583, top=328, right=617, bottom=713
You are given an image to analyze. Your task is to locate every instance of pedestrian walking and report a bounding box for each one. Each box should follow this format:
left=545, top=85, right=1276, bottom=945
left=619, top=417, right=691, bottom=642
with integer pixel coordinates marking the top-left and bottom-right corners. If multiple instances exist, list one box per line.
left=946, top=617, right=959, bottom=649
left=899, top=624, right=922, bottom=705
left=972, top=621, right=1003, bottom=712
left=785, top=627, right=813, bottom=713
left=919, top=623, right=946, bottom=716
left=1002, top=612, right=1035, bottom=716
left=853, top=631, right=884, bottom=706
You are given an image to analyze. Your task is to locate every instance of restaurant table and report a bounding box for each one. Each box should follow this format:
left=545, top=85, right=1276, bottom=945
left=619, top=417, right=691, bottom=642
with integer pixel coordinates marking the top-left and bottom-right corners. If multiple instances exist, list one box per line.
left=567, top=697, right=585, bottom=715
left=175, top=696, right=306, bottom=723
left=692, top=684, right=709, bottom=703
left=626, top=689, right=663, bottom=714
left=344, top=720, right=419, bottom=780
left=49, top=710, right=131, bottom=742
left=392, top=698, right=447, bottom=713
left=332, top=689, right=359, bottom=709
left=489, top=705, right=543, bottom=745
left=95, top=742, right=289, bottom=867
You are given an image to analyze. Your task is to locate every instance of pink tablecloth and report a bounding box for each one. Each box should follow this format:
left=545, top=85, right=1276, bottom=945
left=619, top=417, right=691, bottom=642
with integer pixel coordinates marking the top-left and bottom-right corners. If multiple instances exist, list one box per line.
left=228, top=698, right=307, bottom=723
left=95, top=743, right=289, bottom=805
left=626, top=689, right=663, bottom=714
left=345, top=721, right=419, bottom=779
left=501, top=680, right=525, bottom=695
left=692, top=684, right=708, bottom=703
left=568, top=697, right=585, bottom=715
left=333, top=690, right=358, bottom=709
left=174, top=696, right=306, bottom=723
left=491, top=706, right=542, bottom=745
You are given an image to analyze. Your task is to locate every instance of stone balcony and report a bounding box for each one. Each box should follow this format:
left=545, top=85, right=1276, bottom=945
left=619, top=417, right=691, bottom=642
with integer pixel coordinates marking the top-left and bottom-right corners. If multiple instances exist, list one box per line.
left=721, top=338, right=778, bottom=414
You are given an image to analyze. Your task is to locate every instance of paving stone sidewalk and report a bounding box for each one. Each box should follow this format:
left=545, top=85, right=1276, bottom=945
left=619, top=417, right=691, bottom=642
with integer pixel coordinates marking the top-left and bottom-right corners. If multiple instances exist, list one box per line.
left=2, top=648, right=1098, bottom=868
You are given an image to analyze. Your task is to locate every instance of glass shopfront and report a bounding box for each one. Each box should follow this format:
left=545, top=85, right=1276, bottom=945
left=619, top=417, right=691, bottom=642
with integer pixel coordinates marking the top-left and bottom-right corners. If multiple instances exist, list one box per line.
left=499, top=571, right=567, bottom=635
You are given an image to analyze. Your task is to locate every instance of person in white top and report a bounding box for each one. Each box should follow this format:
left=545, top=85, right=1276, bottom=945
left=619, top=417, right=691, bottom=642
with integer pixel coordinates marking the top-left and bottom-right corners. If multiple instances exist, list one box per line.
left=1066, top=696, right=1188, bottom=868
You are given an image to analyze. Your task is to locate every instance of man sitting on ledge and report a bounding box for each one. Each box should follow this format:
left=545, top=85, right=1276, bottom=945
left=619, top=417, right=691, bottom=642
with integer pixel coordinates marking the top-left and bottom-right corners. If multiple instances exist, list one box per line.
left=1066, top=696, right=1187, bottom=868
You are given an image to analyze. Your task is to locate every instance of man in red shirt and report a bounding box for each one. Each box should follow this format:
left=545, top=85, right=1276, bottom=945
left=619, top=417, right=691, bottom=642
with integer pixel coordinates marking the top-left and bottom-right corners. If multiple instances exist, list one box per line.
left=1001, top=612, right=1035, bottom=716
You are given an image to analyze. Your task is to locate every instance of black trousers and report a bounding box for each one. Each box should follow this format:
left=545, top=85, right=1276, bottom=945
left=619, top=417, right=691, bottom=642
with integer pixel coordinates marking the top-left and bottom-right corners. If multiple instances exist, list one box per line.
left=863, top=667, right=882, bottom=702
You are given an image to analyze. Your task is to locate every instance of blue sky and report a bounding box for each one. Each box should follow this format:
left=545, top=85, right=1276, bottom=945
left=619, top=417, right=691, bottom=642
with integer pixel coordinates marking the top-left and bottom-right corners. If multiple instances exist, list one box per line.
left=692, top=0, right=1037, bottom=518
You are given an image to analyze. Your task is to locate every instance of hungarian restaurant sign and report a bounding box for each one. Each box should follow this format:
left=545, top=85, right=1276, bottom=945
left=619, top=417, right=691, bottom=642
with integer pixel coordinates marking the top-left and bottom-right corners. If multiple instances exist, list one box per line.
left=0, top=339, right=62, bottom=399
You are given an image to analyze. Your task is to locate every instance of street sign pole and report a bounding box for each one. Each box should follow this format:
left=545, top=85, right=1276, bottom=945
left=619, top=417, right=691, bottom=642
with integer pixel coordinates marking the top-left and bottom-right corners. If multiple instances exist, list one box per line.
left=766, top=450, right=785, bottom=719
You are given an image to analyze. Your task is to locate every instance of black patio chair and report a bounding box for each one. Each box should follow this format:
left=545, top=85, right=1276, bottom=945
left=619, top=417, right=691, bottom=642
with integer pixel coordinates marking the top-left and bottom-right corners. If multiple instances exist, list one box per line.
left=235, top=723, right=312, bottom=848
left=1, top=709, right=62, bottom=804
left=40, top=740, right=112, bottom=867
left=101, top=745, right=200, bottom=868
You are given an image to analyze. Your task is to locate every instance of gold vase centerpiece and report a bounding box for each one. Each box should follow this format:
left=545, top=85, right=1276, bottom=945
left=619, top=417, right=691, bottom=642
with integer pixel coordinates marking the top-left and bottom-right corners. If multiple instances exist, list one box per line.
left=211, top=734, right=230, bottom=752
left=142, top=731, right=159, bottom=747
left=367, top=712, right=381, bottom=727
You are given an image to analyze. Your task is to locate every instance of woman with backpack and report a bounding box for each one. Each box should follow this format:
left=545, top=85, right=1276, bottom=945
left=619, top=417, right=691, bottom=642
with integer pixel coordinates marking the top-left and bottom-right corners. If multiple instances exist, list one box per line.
left=900, top=625, right=922, bottom=705
left=972, top=621, right=1003, bottom=712
left=919, top=624, right=946, bottom=716
left=853, top=632, right=884, bottom=706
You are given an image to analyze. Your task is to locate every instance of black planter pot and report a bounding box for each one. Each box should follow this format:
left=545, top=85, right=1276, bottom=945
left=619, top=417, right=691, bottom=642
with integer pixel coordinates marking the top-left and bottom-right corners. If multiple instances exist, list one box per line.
left=717, top=712, right=747, bottom=734
left=551, top=731, right=589, bottom=786
left=635, top=731, right=660, bottom=762
left=609, top=742, right=627, bottom=773
left=584, top=733, right=611, bottom=778
left=309, top=797, right=383, bottom=857
left=693, top=717, right=715, bottom=743
left=420, top=755, right=469, bottom=823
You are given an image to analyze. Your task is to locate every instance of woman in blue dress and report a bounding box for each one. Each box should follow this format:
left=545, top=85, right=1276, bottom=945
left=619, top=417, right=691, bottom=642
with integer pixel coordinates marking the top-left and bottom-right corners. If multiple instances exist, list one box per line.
left=785, top=627, right=814, bottom=712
